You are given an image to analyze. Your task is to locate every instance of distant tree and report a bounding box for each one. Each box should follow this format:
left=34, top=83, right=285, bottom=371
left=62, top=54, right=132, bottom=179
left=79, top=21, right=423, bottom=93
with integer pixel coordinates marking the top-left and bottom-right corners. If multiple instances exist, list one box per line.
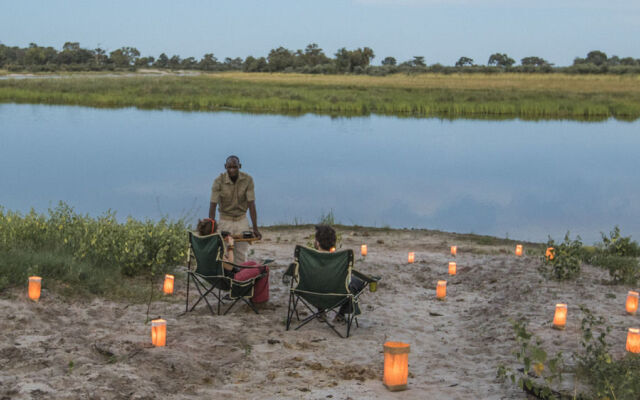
left=167, top=55, right=181, bottom=70
left=267, top=46, right=295, bottom=71
left=24, top=43, right=57, bottom=65
left=93, top=48, right=109, bottom=67
left=109, top=47, right=140, bottom=67
left=198, top=53, right=218, bottom=71
left=620, top=57, right=637, bottom=66
left=301, top=43, right=329, bottom=66
left=223, top=57, right=243, bottom=70
left=153, top=53, right=169, bottom=68
left=455, top=57, right=474, bottom=67
left=585, top=50, right=607, bottom=66
left=58, top=41, right=93, bottom=65
left=180, top=57, right=198, bottom=69
left=134, top=56, right=154, bottom=68
left=606, top=55, right=620, bottom=66
left=520, top=56, right=550, bottom=67
left=334, top=47, right=375, bottom=72
left=411, top=56, right=426, bottom=67
left=381, top=56, right=396, bottom=66
left=488, top=53, right=515, bottom=67
left=243, top=56, right=268, bottom=72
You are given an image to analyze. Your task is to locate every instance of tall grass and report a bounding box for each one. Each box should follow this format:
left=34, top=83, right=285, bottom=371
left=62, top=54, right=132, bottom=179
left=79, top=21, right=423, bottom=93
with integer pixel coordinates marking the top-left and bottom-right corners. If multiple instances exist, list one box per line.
left=1, top=72, right=639, bottom=120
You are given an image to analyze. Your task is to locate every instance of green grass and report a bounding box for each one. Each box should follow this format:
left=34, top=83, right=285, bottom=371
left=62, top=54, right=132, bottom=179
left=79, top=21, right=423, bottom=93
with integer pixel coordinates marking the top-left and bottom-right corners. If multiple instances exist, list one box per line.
left=1, top=72, right=639, bottom=120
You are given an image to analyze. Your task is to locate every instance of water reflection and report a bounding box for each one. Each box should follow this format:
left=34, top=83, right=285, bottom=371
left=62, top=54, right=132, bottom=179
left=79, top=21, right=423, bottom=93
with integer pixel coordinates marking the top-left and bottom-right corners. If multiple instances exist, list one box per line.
left=1, top=104, right=638, bottom=244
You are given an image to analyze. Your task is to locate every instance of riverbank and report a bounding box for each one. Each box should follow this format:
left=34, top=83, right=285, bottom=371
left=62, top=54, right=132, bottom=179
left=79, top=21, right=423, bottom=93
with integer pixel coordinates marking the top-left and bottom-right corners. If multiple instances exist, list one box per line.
left=1, top=71, right=639, bottom=120
left=1, top=225, right=636, bottom=399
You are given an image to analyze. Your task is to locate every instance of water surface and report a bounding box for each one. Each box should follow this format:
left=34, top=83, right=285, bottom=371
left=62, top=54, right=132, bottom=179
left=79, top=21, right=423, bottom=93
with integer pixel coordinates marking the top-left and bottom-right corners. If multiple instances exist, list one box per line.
left=1, top=104, right=638, bottom=244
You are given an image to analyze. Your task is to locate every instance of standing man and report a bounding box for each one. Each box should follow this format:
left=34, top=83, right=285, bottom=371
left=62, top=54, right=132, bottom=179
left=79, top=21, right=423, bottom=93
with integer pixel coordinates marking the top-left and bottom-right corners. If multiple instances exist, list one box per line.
left=209, top=155, right=261, bottom=263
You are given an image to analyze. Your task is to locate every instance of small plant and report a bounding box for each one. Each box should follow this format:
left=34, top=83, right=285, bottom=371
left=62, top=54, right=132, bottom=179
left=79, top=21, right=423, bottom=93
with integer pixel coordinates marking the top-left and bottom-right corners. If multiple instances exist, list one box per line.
left=497, top=319, right=564, bottom=399
left=599, top=226, right=640, bottom=257
left=589, top=227, right=640, bottom=285
left=539, top=232, right=583, bottom=280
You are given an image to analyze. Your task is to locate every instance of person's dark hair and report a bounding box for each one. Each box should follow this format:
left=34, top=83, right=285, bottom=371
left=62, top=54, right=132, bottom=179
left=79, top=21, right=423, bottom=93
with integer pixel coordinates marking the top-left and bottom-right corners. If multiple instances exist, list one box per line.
left=197, top=218, right=216, bottom=236
left=225, top=155, right=240, bottom=165
left=315, top=224, right=336, bottom=251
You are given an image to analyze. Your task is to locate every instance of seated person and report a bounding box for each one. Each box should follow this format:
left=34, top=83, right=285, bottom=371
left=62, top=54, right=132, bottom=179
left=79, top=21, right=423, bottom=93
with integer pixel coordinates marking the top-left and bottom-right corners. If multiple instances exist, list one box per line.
left=197, top=218, right=269, bottom=303
left=314, top=224, right=366, bottom=321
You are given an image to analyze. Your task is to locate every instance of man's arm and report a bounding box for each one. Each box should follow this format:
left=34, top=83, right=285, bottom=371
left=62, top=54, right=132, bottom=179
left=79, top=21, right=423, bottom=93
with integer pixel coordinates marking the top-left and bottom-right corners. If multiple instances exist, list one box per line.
left=248, top=200, right=261, bottom=239
left=209, top=202, right=217, bottom=219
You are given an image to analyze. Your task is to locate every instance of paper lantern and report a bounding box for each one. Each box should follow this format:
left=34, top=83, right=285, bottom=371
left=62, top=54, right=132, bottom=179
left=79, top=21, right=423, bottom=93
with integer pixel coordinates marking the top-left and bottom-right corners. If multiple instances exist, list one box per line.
left=361, top=244, right=368, bottom=257
left=151, top=319, right=167, bottom=347
left=545, top=247, right=555, bottom=261
left=515, top=244, right=523, bottom=256
left=28, top=276, right=42, bottom=301
left=330, top=247, right=336, bottom=253
left=553, top=304, right=567, bottom=330
left=436, top=280, right=447, bottom=300
left=163, top=274, right=175, bottom=295
left=448, top=261, right=457, bottom=276
left=451, top=246, right=457, bottom=256
left=626, top=291, right=639, bottom=315
left=408, top=252, right=415, bottom=263
left=383, top=341, right=410, bottom=391
left=626, top=328, right=640, bottom=353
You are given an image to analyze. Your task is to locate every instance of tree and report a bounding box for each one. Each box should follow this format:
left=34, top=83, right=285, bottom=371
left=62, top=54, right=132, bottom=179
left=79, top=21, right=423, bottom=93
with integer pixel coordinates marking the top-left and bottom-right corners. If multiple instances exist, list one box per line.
left=411, top=56, right=426, bottom=67
left=520, top=56, right=550, bottom=67
left=198, top=53, right=218, bottom=71
left=223, top=57, right=243, bottom=70
left=134, top=56, right=154, bottom=68
left=620, top=57, right=637, bottom=66
left=381, top=56, right=396, bottom=66
left=153, top=53, right=169, bottom=68
left=167, top=55, right=181, bottom=70
left=243, top=56, right=267, bottom=72
left=585, top=50, right=607, bottom=66
left=57, top=41, right=93, bottom=65
left=301, top=43, right=329, bottom=66
left=267, top=46, right=295, bottom=71
left=334, top=47, right=375, bottom=72
left=109, top=47, right=140, bottom=67
left=488, top=53, right=515, bottom=67
left=455, top=57, right=474, bottom=67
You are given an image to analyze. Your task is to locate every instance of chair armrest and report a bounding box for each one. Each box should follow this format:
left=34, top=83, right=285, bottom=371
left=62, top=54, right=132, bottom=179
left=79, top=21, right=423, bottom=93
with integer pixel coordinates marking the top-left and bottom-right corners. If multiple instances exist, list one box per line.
left=352, top=269, right=380, bottom=283
left=284, top=262, right=296, bottom=277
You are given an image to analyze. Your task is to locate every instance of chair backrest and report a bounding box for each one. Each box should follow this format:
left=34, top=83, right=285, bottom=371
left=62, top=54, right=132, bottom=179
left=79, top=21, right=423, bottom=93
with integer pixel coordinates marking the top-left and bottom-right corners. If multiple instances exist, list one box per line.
left=189, top=232, right=225, bottom=277
left=293, top=245, right=353, bottom=308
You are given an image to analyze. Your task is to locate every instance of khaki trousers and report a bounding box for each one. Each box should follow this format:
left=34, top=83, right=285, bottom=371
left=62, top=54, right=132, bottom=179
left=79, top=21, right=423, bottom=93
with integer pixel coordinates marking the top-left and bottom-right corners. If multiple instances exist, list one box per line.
left=218, top=215, right=251, bottom=263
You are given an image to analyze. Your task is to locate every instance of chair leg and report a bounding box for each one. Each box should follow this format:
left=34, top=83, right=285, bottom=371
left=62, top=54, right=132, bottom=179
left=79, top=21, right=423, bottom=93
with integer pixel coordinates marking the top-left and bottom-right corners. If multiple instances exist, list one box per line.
left=185, top=273, right=190, bottom=313
left=286, top=292, right=295, bottom=331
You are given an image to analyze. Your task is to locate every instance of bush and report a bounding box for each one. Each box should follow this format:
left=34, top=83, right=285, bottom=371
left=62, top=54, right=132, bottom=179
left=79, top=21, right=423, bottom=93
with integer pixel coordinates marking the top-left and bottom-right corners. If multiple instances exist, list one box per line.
left=598, top=226, right=640, bottom=257
left=588, top=226, right=640, bottom=284
left=539, top=232, right=583, bottom=280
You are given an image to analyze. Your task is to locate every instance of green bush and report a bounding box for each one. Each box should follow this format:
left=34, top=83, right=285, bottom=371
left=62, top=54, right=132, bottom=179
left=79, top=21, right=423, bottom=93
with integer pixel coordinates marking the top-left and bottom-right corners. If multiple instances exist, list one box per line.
left=598, top=226, right=640, bottom=257
left=587, top=226, right=640, bottom=284
left=0, top=202, right=188, bottom=291
left=539, top=232, right=583, bottom=280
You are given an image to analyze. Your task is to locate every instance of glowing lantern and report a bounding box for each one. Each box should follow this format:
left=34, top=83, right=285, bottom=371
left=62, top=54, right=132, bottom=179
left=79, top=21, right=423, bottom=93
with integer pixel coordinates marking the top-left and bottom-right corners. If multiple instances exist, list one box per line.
left=163, top=274, right=175, bottom=295
left=451, top=246, right=457, bottom=256
left=383, top=341, right=410, bottom=391
left=151, top=319, right=167, bottom=347
left=28, top=276, right=42, bottom=301
left=436, top=280, right=447, bottom=300
left=545, top=247, right=555, bottom=261
left=626, top=328, right=640, bottom=353
left=515, top=244, right=523, bottom=256
left=626, top=291, right=639, bottom=315
left=330, top=247, right=336, bottom=253
left=553, top=304, right=567, bottom=330
left=408, top=252, right=415, bottom=263
left=361, top=244, right=368, bottom=257
left=448, top=262, right=457, bottom=276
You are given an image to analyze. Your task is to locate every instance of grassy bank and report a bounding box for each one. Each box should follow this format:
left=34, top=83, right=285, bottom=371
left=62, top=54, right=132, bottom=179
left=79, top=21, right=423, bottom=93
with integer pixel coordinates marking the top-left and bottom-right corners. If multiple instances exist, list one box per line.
left=1, top=72, right=640, bottom=120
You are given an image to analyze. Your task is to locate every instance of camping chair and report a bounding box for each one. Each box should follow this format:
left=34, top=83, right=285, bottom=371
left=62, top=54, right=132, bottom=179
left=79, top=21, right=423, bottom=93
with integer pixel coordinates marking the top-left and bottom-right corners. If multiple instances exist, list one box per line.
left=185, top=231, right=267, bottom=316
left=284, top=245, right=380, bottom=338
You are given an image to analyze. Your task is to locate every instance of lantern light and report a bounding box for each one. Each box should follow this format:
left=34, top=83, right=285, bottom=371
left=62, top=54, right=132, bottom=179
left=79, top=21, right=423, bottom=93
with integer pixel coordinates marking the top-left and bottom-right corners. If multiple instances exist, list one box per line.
left=28, top=276, right=42, bottom=301
left=361, top=244, right=368, bottom=257
left=163, top=274, right=175, bottom=295
left=626, top=291, right=639, bottom=315
left=545, top=247, right=555, bottom=261
left=448, top=262, right=457, bottom=276
left=553, top=304, right=567, bottom=330
left=383, top=341, right=410, bottom=391
left=626, top=328, right=640, bottom=353
left=151, top=319, right=167, bottom=347
left=408, top=252, right=415, bottom=263
left=436, top=280, right=447, bottom=300
left=515, top=244, right=523, bottom=256
left=451, top=246, right=457, bottom=256
left=329, top=247, right=336, bottom=253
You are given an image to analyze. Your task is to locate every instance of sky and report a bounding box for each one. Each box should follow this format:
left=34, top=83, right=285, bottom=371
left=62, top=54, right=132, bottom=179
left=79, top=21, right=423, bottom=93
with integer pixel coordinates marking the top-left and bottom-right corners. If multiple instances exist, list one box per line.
left=1, top=0, right=639, bottom=66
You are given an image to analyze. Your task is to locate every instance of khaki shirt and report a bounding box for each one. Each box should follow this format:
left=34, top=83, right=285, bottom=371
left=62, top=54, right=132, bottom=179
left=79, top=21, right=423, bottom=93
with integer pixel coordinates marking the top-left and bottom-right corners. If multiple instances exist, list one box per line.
left=210, top=171, right=255, bottom=218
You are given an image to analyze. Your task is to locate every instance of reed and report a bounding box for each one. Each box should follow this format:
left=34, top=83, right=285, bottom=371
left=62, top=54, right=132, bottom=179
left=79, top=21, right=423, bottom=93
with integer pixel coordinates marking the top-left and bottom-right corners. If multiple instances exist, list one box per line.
left=1, top=72, right=639, bottom=120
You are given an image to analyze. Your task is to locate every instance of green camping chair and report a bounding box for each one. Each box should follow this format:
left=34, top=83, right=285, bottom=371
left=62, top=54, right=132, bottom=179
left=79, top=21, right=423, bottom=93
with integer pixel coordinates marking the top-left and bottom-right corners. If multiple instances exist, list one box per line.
left=285, top=245, right=380, bottom=338
left=185, top=231, right=267, bottom=316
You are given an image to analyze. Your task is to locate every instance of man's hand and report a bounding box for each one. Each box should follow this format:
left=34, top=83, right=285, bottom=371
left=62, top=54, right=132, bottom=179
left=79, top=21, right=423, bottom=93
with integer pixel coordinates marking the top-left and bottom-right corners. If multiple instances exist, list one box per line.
left=253, top=227, right=262, bottom=240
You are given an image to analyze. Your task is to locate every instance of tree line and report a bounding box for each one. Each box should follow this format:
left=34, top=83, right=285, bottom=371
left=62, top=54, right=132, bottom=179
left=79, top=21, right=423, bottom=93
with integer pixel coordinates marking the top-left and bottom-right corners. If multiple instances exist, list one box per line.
left=1, top=42, right=639, bottom=75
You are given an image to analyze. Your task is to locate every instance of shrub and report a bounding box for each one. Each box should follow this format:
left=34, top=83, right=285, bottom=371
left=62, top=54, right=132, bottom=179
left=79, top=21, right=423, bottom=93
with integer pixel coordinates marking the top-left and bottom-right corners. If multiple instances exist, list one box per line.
left=539, top=232, right=583, bottom=280
left=598, top=226, right=640, bottom=257
left=588, top=226, right=640, bottom=284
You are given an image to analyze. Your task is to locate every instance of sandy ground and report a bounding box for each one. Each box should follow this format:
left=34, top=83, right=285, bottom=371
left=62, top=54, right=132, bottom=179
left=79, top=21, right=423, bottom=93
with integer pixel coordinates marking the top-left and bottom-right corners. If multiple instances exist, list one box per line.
left=1, top=226, right=636, bottom=400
